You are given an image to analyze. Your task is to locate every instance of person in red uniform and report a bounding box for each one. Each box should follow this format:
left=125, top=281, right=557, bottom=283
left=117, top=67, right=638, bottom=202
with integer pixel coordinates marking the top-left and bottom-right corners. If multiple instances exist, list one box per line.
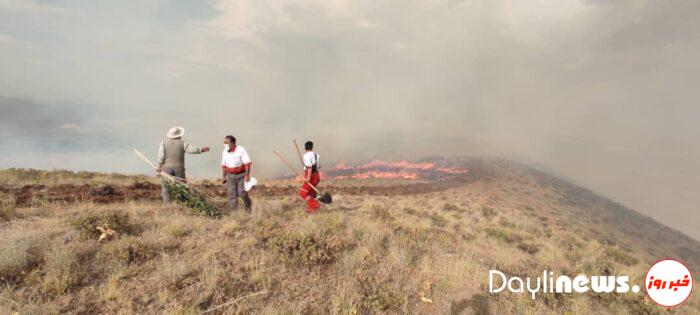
left=300, top=141, right=321, bottom=213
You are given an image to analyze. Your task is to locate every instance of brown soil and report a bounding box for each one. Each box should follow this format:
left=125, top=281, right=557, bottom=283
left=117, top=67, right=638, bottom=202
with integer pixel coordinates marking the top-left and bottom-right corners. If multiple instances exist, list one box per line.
left=2, top=179, right=470, bottom=207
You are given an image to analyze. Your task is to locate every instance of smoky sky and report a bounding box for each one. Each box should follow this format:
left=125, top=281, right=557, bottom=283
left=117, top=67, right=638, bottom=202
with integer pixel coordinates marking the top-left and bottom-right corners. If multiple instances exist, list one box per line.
left=0, top=0, right=699, bottom=240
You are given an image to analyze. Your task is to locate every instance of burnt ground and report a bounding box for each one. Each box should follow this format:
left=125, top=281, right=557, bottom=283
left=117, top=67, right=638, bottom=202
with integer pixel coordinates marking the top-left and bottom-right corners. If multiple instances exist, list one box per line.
left=0, top=157, right=491, bottom=207
left=0, top=178, right=473, bottom=207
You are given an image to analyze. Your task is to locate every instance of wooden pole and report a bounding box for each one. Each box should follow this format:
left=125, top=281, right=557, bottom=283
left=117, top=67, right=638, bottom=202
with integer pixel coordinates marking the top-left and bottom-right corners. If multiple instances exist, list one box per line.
left=273, top=150, right=321, bottom=194
left=293, top=139, right=304, bottom=167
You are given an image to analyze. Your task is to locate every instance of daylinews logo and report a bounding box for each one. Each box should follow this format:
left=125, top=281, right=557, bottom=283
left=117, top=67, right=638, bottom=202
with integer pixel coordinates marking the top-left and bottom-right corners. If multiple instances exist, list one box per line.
left=489, top=270, right=641, bottom=299
left=645, top=259, right=693, bottom=307
left=490, top=259, right=694, bottom=307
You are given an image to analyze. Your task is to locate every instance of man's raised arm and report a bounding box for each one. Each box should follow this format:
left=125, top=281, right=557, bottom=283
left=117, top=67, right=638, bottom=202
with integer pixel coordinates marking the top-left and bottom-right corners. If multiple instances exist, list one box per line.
left=184, top=142, right=209, bottom=154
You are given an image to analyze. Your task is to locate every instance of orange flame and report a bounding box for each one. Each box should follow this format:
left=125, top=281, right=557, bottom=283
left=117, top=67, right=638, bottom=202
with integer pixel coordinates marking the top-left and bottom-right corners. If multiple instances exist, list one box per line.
left=334, top=170, right=419, bottom=180
left=358, top=160, right=434, bottom=170
left=436, top=167, right=469, bottom=174
left=326, top=159, right=468, bottom=180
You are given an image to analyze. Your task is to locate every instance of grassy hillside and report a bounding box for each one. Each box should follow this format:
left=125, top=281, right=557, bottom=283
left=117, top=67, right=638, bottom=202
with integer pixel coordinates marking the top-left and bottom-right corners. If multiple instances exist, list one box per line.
left=0, top=160, right=698, bottom=314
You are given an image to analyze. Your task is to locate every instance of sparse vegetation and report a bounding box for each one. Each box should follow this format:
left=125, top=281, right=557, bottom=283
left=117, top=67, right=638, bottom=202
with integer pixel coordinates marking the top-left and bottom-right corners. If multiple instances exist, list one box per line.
left=0, top=165, right=698, bottom=314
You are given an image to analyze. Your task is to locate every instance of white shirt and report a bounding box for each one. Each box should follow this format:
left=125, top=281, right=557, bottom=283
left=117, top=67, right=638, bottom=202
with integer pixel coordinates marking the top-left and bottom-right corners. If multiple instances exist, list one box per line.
left=303, top=151, right=320, bottom=169
left=221, top=145, right=251, bottom=168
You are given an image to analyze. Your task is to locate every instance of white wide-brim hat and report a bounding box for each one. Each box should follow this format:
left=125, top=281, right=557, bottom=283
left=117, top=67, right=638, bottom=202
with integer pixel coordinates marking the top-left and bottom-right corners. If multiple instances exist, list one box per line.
left=166, top=126, right=185, bottom=139
left=244, top=177, right=257, bottom=192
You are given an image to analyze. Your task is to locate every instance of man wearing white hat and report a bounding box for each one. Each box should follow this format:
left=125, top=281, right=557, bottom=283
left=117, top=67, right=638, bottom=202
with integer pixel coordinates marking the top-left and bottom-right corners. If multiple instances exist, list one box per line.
left=157, top=126, right=210, bottom=203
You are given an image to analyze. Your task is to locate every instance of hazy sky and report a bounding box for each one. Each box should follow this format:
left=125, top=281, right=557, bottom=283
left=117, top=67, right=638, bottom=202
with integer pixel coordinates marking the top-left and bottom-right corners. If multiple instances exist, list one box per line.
left=0, top=0, right=698, bottom=239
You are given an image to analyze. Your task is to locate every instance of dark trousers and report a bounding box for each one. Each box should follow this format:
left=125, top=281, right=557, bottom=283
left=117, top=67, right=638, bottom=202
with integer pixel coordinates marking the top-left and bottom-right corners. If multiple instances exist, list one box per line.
left=161, top=167, right=186, bottom=203
left=226, top=172, right=251, bottom=212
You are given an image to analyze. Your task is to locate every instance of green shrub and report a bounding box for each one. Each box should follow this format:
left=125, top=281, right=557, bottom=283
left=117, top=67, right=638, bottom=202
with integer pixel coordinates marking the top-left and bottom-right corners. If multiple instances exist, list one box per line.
left=162, top=180, right=222, bottom=218
left=484, top=227, right=521, bottom=243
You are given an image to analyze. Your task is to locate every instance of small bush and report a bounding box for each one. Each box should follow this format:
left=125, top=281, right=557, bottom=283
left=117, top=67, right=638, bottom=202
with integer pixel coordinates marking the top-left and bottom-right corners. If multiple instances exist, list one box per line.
left=371, top=205, right=393, bottom=222
left=252, top=219, right=281, bottom=243
left=97, top=237, right=158, bottom=265
left=166, top=222, right=191, bottom=238
left=484, top=227, right=521, bottom=243
left=0, top=232, right=49, bottom=284
left=256, top=216, right=355, bottom=267
left=354, top=252, right=409, bottom=312
left=0, top=196, right=17, bottom=221
left=443, top=203, right=459, bottom=212
left=41, top=246, right=80, bottom=295
left=498, top=218, right=516, bottom=228
left=402, top=207, right=417, bottom=215
left=559, top=235, right=584, bottom=251
left=393, top=227, right=431, bottom=266
left=606, top=248, right=639, bottom=266
left=101, top=274, right=120, bottom=301
left=265, top=230, right=354, bottom=267
left=155, top=257, right=197, bottom=290
left=517, top=241, right=541, bottom=254
left=71, top=209, right=135, bottom=239
left=219, top=220, right=241, bottom=237
left=429, top=213, right=448, bottom=227
left=481, top=206, right=497, bottom=218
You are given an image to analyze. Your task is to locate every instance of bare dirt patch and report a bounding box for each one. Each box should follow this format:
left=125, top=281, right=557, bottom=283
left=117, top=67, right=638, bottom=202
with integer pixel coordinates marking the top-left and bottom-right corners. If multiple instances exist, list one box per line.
left=2, top=179, right=470, bottom=207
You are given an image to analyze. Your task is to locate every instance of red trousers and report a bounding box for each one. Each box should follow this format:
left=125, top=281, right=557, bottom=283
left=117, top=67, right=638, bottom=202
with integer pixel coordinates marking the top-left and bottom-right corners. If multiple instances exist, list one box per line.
left=300, top=170, right=321, bottom=213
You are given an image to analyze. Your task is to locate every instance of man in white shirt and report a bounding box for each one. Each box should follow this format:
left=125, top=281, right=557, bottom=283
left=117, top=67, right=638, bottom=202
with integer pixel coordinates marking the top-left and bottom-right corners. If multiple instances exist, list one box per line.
left=156, top=126, right=209, bottom=203
left=300, top=140, right=321, bottom=213
left=221, top=135, right=252, bottom=212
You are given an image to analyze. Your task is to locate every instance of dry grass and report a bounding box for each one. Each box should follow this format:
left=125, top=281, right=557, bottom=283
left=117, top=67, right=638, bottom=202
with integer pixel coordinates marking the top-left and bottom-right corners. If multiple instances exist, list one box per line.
left=0, top=168, right=156, bottom=187
left=0, top=195, right=17, bottom=222
left=0, top=164, right=698, bottom=314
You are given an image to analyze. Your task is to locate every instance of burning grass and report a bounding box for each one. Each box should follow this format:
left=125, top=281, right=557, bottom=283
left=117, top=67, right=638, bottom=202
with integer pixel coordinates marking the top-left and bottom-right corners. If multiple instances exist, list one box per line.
left=325, top=159, right=469, bottom=181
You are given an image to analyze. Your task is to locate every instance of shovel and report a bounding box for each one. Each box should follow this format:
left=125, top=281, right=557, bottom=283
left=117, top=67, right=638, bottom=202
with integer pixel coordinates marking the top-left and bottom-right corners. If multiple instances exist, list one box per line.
left=273, top=150, right=332, bottom=204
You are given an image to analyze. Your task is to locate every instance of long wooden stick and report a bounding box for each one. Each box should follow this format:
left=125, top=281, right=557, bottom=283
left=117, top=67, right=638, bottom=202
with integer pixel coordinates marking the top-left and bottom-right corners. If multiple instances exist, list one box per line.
left=133, top=149, right=158, bottom=170
left=293, top=139, right=304, bottom=167
left=133, top=149, right=219, bottom=199
left=273, top=150, right=321, bottom=194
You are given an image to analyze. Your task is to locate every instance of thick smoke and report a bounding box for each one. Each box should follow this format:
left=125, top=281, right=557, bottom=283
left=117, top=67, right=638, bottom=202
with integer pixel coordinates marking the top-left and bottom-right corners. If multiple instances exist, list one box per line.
left=0, top=0, right=698, bottom=239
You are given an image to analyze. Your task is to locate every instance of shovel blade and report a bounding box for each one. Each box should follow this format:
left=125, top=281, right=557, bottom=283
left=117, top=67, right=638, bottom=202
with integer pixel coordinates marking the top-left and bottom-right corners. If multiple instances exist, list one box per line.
left=318, top=192, right=332, bottom=204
